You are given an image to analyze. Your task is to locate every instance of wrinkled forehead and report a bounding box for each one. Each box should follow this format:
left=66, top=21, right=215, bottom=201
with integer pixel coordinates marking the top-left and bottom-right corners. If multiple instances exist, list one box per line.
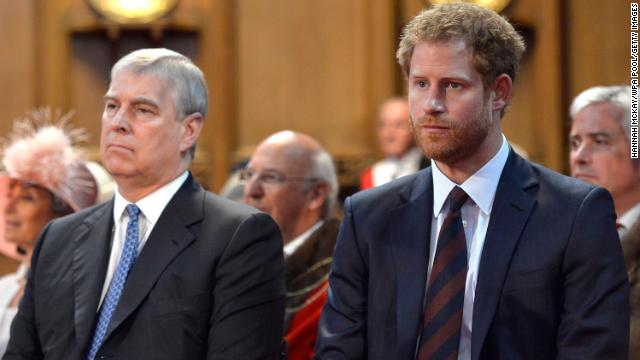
left=572, top=103, right=626, bottom=135
left=108, top=68, right=170, bottom=92
left=106, top=70, right=176, bottom=108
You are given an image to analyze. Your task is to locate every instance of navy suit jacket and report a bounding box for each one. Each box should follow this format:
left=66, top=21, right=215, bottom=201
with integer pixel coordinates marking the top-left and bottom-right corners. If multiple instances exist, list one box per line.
left=315, top=151, right=629, bottom=359
left=4, top=175, right=285, bottom=360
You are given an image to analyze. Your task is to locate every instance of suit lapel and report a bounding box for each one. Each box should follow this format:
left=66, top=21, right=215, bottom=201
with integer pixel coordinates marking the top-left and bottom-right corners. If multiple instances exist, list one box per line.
left=284, top=219, right=340, bottom=286
left=72, top=203, right=114, bottom=353
left=103, top=176, right=204, bottom=341
left=471, top=152, right=537, bottom=360
left=390, top=170, right=433, bottom=359
left=284, top=228, right=319, bottom=286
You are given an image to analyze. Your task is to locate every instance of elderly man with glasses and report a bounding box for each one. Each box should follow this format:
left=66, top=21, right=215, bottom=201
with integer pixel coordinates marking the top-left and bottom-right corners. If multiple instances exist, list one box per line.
left=242, top=130, right=339, bottom=360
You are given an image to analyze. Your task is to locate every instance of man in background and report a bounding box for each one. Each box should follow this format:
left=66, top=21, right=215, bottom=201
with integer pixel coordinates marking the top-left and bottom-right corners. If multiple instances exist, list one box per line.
left=359, top=97, right=428, bottom=189
left=5, top=48, right=285, bottom=359
left=243, top=131, right=339, bottom=360
left=569, top=85, right=640, bottom=357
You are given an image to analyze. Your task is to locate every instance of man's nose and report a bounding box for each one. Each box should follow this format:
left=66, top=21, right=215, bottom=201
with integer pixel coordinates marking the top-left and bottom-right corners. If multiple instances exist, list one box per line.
left=106, top=108, right=131, bottom=133
left=423, top=88, right=446, bottom=116
left=243, top=174, right=264, bottom=200
left=571, top=142, right=591, bottom=165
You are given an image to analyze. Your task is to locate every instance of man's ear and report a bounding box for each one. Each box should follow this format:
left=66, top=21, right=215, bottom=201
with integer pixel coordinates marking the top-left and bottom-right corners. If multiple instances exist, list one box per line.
left=491, top=74, right=513, bottom=113
left=179, top=112, right=204, bottom=153
left=307, top=182, right=329, bottom=212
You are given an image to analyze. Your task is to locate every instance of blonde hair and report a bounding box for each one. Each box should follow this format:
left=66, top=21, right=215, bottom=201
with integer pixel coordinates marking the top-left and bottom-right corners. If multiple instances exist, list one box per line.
left=397, top=3, right=525, bottom=88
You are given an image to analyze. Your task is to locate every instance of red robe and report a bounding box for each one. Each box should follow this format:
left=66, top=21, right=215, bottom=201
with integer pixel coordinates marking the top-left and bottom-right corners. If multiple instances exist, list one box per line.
left=284, top=280, right=329, bottom=360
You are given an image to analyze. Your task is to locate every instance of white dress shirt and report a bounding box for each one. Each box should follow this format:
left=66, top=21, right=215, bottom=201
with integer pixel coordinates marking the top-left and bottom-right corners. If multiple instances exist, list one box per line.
left=98, top=171, right=189, bottom=307
left=618, top=202, right=640, bottom=238
left=371, top=147, right=424, bottom=187
left=0, top=263, right=28, bottom=357
left=283, top=220, right=325, bottom=259
left=428, top=135, right=509, bottom=360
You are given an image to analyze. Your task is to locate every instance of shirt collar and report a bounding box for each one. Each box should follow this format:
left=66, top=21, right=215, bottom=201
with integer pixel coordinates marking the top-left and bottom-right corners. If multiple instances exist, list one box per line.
left=432, top=135, right=510, bottom=217
left=113, top=171, right=189, bottom=224
left=283, top=220, right=325, bottom=257
left=619, top=202, right=640, bottom=230
left=16, top=263, right=29, bottom=278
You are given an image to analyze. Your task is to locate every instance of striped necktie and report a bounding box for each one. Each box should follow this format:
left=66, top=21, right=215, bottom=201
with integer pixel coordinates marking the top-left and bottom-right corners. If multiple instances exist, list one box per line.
left=417, top=186, right=469, bottom=360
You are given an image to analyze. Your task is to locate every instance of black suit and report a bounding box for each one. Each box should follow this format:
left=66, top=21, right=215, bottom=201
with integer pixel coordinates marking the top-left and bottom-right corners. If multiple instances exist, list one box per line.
left=315, top=151, right=629, bottom=359
left=4, top=175, right=285, bottom=359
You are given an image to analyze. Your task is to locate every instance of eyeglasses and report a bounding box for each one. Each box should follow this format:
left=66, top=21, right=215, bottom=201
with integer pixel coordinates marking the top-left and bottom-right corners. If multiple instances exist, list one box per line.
left=239, top=168, right=319, bottom=185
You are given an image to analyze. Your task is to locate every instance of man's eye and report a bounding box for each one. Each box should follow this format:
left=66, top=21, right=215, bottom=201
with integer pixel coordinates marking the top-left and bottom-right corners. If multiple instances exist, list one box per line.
left=417, top=80, right=427, bottom=88
left=447, top=82, right=461, bottom=89
left=261, top=174, right=279, bottom=183
left=19, top=194, right=34, bottom=201
left=569, top=138, right=580, bottom=150
left=239, top=170, right=253, bottom=181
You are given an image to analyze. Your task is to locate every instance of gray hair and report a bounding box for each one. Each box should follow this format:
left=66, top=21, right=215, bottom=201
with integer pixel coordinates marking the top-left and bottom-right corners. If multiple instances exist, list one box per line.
left=111, top=48, right=208, bottom=158
left=306, top=149, right=338, bottom=219
left=112, top=48, right=208, bottom=118
left=570, top=85, right=631, bottom=141
left=570, top=85, right=637, bottom=168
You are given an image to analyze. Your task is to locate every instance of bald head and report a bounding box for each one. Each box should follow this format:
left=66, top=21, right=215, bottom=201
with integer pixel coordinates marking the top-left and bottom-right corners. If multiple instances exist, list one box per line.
left=258, top=131, right=323, bottom=172
left=243, top=131, right=338, bottom=243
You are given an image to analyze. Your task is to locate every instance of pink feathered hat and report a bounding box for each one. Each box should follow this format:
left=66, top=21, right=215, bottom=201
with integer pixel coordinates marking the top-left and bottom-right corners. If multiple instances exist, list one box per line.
left=1, top=108, right=98, bottom=211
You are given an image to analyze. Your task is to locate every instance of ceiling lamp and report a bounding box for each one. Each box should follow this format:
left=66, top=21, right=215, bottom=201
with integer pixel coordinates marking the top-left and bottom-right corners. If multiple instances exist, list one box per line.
left=87, top=0, right=179, bottom=24
left=429, top=0, right=512, bottom=13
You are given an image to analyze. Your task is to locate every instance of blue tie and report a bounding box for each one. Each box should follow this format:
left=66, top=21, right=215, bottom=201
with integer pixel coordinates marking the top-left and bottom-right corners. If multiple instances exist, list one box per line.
left=86, top=204, right=140, bottom=360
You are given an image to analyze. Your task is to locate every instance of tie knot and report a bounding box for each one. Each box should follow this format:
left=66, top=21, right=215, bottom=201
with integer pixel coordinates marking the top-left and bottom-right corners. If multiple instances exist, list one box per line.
left=126, top=204, right=140, bottom=218
left=449, top=186, right=469, bottom=212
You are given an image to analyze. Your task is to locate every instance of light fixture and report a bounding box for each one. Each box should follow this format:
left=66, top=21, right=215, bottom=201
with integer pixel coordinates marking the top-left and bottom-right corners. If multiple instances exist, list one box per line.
left=87, top=0, right=179, bottom=24
left=429, top=0, right=512, bottom=13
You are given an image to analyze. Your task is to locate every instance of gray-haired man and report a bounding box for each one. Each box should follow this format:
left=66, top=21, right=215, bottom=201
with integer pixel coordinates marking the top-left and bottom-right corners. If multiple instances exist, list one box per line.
left=5, top=48, right=285, bottom=360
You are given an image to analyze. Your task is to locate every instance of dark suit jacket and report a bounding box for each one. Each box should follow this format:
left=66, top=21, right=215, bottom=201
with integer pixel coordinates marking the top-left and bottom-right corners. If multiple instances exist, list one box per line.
left=4, top=175, right=285, bottom=360
left=622, top=214, right=640, bottom=358
left=315, top=151, right=629, bottom=359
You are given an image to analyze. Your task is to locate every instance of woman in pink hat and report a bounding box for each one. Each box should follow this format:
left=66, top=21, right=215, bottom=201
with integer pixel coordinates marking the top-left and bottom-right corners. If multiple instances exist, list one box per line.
left=0, top=109, right=99, bottom=356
